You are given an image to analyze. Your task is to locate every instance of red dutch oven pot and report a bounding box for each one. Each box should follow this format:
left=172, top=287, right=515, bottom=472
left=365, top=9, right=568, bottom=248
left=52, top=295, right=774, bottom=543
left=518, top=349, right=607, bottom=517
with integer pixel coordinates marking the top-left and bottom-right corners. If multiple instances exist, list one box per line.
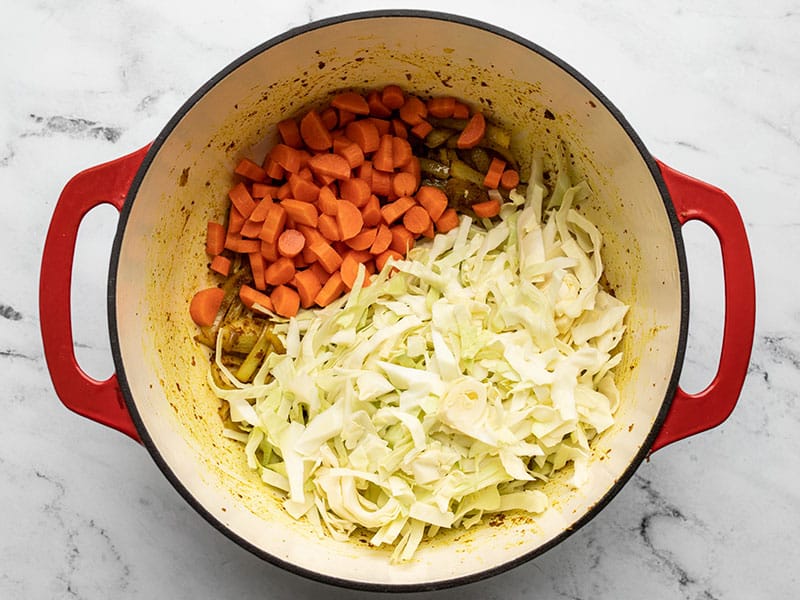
left=39, top=11, right=755, bottom=591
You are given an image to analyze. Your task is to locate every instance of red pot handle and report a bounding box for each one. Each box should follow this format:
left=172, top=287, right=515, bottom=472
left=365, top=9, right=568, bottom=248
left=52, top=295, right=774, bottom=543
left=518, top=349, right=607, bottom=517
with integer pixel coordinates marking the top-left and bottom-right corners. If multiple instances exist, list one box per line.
left=650, top=161, right=755, bottom=451
left=40, top=145, right=151, bottom=443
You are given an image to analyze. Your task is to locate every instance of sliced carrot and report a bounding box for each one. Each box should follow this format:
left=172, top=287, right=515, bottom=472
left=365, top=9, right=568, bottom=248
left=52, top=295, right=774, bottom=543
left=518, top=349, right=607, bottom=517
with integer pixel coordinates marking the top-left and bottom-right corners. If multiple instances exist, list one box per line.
left=320, top=107, right=338, bottom=130
left=370, top=170, right=392, bottom=197
left=347, top=249, right=372, bottom=263
left=399, top=96, right=427, bottom=126
left=249, top=252, right=267, bottom=290
left=402, top=205, right=431, bottom=235
left=427, top=96, right=456, bottom=119
left=281, top=199, right=318, bottom=228
left=410, top=119, right=433, bottom=139
left=391, top=137, right=413, bottom=169
left=265, top=256, right=296, bottom=286
left=271, top=285, right=300, bottom=317
left=229, top=182, right=257, bottom=219
left=483, top=156, right=507, bottom=189
left=276, top=181, right=292, bottom=200
left=375, top=249, right=403, bottom=272
left=367, top=91, right=392, bottom=118
left=277, top=228, right=305, bottom=258
left=261, top=239, right=279, bottom=262
left=381, top=196, right=416, bottom=225
left=277, top=118, right=303, bottom=149
left=206, top=221, right=225, bottom=255
left=369, top=118, right=392, bottom=137
left=227, top=207, right=246, bottom=236
left=340, top=253, right=363, bottom=290
left=345, top=120, right=380, bottom=154
left=239, top=284, right=274, bottom=312
left=225, top=235, right=260, bottom=254
left=331, top=91, right=370, bottom=115
left=373, top=134, right=394, bottom=172
left=472, top=198, right=502, bottom=218
left=309, top=261, right=330, bottom=286
left=300, top=109, right=333, bottom=151
left=263, top=157, right=285, bottom=180
left=335, top=199, right=364, bottom=241
left=314, top=271, right=345, bottom=307
left=294, top=252, right=308, bottom=269
left=401, top=156, right=421, bottom=188
left=270, top=144, right=303, bottom=174
left=209, top=254, right=231, bottom=276
left=361, top=194, right=381, bottom=227
left=252, top=183, right=279, bottom=199
left=457, top=112, right=486, bottom=149
left=500, top=169, right=520, bottom=190
left=337, top=108, right=356, bottom=128
left=452, top=102, right=470, bottom=119
left=297, top=224, right=325, bottom=248
left=240, top=218, right=264, bottom=239
left=308, top=240, right=344, bottom=273
left=389, top=225, right=416, bottom=254
left=357, top=160, right=373, bottom=187
left=317, top=186, right=339, bottom=216
left=415, top=185, right=448, bottom=222
left=189, top=287, right=224, bottom=327
left=391, top=119, right=408, bottom=139
left=381, top=85, right=405, bottom=110
left=422, top=221, right=435, bottom=239
left=369, top=224, right=392, bottom=255
left=334, top=140, right=365, bottom=169
left=318, top=213, right=341, bottom=241
left=340, top=178, right=371, bottom=208
left=293, top=269, right=323, bottom=308
left=345, top=227, right=377, bottom=251
left=234, top=158, right=267, bottom=182
left=288, top=173, right=320, bottom=202
left=249, top=197, right=274, bottom=223
left=308, top=153, right=352, bottom=181
left=392, top=171, right=417, bottom=197
left=259, top=204, right=287, bottom=244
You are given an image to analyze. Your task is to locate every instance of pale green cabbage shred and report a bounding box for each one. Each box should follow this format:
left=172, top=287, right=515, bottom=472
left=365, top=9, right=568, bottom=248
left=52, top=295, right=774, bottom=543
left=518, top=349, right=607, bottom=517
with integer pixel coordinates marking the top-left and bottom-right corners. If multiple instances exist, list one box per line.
left=210, top=157, right=629, bottom=562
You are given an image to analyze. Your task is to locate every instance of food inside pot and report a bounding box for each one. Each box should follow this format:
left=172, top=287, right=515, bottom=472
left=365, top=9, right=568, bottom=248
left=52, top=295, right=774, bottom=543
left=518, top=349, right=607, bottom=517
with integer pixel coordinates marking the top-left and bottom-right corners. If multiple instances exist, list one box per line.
left=189, top=87, right=629, bottom=561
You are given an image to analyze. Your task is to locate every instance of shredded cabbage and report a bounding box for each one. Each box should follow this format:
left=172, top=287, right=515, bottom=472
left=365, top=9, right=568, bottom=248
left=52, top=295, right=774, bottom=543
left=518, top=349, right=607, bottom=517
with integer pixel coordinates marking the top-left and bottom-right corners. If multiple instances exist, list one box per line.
left=210, top=160, right=628, bottom=561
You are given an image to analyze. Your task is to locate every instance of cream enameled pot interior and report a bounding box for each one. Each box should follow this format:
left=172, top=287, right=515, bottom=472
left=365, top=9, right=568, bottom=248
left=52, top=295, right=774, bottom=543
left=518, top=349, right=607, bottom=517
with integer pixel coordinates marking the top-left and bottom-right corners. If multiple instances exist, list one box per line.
left=113, top=14, right=683, bottom=588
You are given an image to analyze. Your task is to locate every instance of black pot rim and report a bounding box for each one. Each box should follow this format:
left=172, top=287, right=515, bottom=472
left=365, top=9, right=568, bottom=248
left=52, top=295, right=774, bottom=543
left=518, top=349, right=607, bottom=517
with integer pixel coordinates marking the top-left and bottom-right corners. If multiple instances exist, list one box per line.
left=108, top=8, right=689, bottom=593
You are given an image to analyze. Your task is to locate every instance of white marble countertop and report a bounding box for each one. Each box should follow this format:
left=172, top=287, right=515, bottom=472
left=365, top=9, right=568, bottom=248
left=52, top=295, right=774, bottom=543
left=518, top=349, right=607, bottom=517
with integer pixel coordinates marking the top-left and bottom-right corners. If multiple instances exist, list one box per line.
left=2, top=1, right=797, bottom=598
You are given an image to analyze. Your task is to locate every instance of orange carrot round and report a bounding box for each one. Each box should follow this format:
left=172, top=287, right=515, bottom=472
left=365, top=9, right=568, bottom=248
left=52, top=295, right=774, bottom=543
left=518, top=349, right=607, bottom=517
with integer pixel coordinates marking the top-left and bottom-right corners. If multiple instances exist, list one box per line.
left=457, top=112, right=486, bottom=149
left=331, top=91, right=370, bottom=115
left=372, top=134, right=395, bottom=172
left=345, top=227, right=378, bottom=251
left=415, top=186, right=448, bottom=222
left=391, top=171, right=417, bottom=197
left=369, top=224, right=392, bottom=255
left=206, top=221, right=225, bottom=255
left=375, top=249, right=404, bottom=272
left=299, top=110, right=332, bottom=151
left=472, top=198, right=501, bottom=218
left=345, top=120, right=380, bottom=154
left=265, top=257, right=296, bottom=286
left=402, top=205, right=431, bottom=235
left=239, top=284, right=274, bottom=312
left=381, top=85, right=405, bottom=110
left=340, top=178, right=371, bottom=208
left=277, top=229, right=306, bottom=258
left=270, top=285, right=300, bottom=317
left=435, top=207, right=460, bottom=233
left=277, top=118, right=302, bottom=148
left=399, top=96, right=427, bottom=126
left=500, top=169, right=520, bottom=190
left=189, top=287, right=224, bottom=327
left=391, top=137, right=413, bottom=169
left=335, top=199, right=365, bottom=241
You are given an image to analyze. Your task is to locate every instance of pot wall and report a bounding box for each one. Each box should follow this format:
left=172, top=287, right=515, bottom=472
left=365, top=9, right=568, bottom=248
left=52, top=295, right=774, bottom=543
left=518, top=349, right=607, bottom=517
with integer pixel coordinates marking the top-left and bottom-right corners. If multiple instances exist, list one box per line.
left=113, top=14, right=683, bottom=586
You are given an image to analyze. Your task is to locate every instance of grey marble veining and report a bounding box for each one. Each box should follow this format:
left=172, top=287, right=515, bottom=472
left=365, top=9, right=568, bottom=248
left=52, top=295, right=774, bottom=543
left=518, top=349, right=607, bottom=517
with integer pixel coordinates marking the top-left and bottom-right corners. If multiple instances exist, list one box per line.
left=2, top=1, right=798, bottom=598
